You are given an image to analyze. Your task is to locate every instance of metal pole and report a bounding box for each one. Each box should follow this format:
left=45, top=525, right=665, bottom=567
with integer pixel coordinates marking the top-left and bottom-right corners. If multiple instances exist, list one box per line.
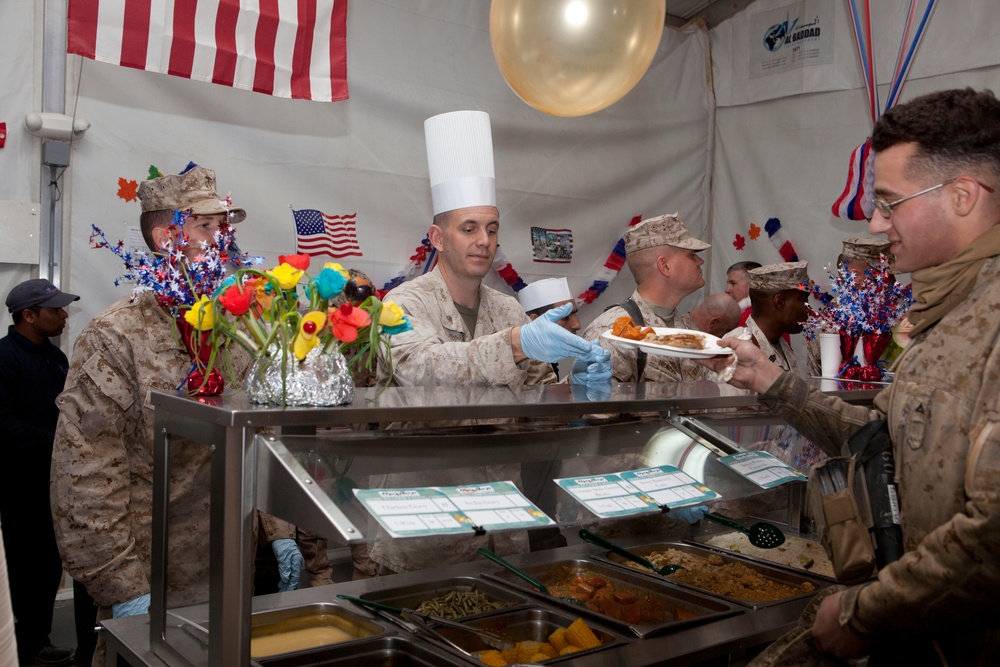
left=40, top=0, right=68, bottom=286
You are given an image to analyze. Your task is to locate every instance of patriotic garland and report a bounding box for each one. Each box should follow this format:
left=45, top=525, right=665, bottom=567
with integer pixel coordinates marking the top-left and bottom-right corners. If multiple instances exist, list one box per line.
left=764, top=217, right=799, bottom=263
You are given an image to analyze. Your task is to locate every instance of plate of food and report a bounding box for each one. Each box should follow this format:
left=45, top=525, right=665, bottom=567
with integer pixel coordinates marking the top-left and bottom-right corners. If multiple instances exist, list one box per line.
left=602, top=319, right=733, bottom=359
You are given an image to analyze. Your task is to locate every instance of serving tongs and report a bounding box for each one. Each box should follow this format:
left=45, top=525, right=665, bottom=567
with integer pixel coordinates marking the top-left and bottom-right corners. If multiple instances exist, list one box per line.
left=578, top=528, right=685, bottom=575
left=336, top=594, right=514, bottom=651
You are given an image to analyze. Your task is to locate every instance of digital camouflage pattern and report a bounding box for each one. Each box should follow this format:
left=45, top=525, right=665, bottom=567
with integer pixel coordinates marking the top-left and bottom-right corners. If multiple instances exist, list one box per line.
left=51, top=292, right=250, bottom=610
left=727, top=315, right=800, bottom=375
left=757, top=256, right=1000, bottom=665
left=623, top=212, right=711, bottom=254
left=748, top=262, right=809, bottom=292
left=581, top=290, right=712, bottom=383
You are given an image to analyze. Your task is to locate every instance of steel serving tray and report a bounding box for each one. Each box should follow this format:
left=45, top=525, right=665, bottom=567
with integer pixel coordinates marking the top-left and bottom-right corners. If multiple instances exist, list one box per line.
left=251, top=634, right=471, bottom=666
left=433, top=606, right=625, bottom=664
left=359, top=576, right=531, bottom=621
left=590, top=541, right=829, bottom=609
left=248, top=601, right=386, bottom=662
left=483, top=558, right=739, bottom=638
left=685, top=534, right=840, bottom=583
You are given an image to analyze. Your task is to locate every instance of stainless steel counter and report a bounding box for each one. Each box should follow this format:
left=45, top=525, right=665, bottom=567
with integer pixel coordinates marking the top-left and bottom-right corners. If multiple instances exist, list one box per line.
left=123, top=381, right=870, bottom=666
left=104, top=542, right=815, bottom=667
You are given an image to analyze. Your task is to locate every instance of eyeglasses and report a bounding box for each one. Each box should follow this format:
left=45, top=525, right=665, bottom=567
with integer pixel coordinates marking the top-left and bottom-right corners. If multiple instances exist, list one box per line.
left=872, top=178, right=995, bottom=219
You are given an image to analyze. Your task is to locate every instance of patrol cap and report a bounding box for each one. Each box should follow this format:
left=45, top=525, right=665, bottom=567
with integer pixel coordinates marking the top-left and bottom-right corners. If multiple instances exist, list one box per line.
left=841, top=237, right=891, bottom=263
left=623, top=213, right=711, bottom=255
left=6, top=278, right=80, bottom=313
left=748, top=261, right=810, bottom=291
left=425, top=110, right=496, bottom=216
left=519, top=277, right=573, bottom=312
left=137, top=166, right=246, bottom=223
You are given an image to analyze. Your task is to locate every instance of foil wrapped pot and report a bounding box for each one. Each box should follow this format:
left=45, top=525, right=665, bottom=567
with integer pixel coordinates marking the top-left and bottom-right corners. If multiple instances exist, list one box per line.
left=245, top=346, right=355, bottom=406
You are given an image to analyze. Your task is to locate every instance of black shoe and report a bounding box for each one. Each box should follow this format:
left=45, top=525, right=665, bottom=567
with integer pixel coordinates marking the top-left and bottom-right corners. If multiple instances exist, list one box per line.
left=20, top=645, right=76, bottom=667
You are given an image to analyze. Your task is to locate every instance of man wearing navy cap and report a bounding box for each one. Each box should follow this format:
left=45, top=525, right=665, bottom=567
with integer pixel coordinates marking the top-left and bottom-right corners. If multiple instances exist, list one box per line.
left=0, top=279, right=79, bottom=667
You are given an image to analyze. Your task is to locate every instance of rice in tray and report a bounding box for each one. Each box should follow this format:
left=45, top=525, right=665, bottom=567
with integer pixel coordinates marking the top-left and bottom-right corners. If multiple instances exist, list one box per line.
left=702, top=532, right=835, bottom=579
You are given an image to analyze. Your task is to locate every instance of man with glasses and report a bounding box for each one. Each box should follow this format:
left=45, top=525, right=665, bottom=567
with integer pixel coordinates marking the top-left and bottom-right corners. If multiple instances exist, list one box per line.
left=705, top=88, right=1000, bottom=666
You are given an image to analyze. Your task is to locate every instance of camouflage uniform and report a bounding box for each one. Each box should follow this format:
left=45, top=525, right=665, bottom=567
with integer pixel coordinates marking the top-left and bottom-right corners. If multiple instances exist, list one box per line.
left=364, top=267, right=556, bottom=573
left=727, top=315, right=799, bottom=375
left=756, top=256, right=1000, bottom=665
left=51, top=292, right=249, bottom=618
left=580, top=291, right=711, bottom=382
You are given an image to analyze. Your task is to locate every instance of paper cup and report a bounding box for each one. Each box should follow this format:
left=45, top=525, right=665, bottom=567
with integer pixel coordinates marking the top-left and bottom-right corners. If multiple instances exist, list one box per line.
left=819, top=332, right=842, bottom=377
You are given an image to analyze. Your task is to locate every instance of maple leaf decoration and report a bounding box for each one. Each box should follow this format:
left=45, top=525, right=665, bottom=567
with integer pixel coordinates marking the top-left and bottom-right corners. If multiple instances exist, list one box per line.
left=117, top=178, right=138, bottom=202
left=748, top=222, right=762, bottom=241
left=148, top=165, right=162, bottom=179
left=733, top=234, right=746, bottom=251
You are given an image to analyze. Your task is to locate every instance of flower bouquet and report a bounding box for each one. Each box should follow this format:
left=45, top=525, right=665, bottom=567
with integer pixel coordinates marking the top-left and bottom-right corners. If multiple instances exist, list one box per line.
left=184, top=254, right=411, bottom=406
left=803, top=254, right=912, bottom=382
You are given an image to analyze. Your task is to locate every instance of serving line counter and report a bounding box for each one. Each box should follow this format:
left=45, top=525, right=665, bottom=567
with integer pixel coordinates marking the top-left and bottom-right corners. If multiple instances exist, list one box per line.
left=103, top=381, right=877, bottom=667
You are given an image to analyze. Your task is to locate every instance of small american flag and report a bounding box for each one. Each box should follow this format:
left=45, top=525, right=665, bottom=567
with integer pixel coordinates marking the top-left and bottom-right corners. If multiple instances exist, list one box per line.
left=292, top=208, right=362, bottom=258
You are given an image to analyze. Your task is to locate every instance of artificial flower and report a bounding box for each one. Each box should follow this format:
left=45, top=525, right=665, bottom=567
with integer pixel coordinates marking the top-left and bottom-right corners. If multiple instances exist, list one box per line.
left=219, top=282, right=254, bottom=316
left=254, top=276, right=276, bottom=312
left=314, top=264, right=349, bottom=300
left=268, top=262, right=305, bottom=290
left=328, top=302, right=371, bottom=343
left=184, top=295, right=216, bottom=330
left=293, top=311, right=327, bottom=360
left=378, top=300, right=406, bottom=328
left=278, top=254, right=311, bottom=271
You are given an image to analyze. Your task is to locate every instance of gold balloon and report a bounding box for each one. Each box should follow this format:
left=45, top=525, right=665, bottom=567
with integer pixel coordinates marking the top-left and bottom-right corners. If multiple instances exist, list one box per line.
left=490, top=0, right=666, bottom=117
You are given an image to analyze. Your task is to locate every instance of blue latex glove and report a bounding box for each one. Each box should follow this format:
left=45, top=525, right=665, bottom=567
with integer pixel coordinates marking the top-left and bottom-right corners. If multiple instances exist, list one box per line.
left=671, top=505, right=709, bottom=524
left=570, top=344, right=612, bottom=386
left=112, top=593, right=151, bottom=618
left=519, top=303, right=596, bottom=363
left=271, top=538, right=303, bottom=592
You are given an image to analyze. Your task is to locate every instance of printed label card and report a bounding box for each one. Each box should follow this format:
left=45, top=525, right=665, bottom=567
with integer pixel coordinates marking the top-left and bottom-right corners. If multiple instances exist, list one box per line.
left=718, top=451, right=807, bottom=489
left=554, top=465, right=718, bottom=519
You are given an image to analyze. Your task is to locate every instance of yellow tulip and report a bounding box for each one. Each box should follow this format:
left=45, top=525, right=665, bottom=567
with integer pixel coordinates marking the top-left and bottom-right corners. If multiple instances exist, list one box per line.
left=292, top=311, right=327, bottom=360
left=268, top=263, right=305, bottom=290
left=379, top=300, right=406, bottom=328
left=184, top=295, right=216, bottom=330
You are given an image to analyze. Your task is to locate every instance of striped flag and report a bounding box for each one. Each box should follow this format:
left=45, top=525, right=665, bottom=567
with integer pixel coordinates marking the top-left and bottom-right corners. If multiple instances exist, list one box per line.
left=67, top=0, right=349, bottom=102
left=292, top=208, right=362, bottom=258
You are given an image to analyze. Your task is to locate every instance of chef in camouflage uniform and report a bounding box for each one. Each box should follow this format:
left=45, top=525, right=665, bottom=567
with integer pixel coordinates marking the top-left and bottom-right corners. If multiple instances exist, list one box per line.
left=356, top=111, right=610, bottom=576
left=725, top=262, right=810, bottom=375
left=580, top=213, right=716, bottom=383
left=50, top=167, right=248, bottom=665
left=707, top=88, right=1000, bottom=666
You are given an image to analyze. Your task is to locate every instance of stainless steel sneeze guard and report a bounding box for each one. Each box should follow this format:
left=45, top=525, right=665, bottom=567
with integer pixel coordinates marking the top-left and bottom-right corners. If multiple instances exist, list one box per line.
left=128, top=381, right=877, bottom=667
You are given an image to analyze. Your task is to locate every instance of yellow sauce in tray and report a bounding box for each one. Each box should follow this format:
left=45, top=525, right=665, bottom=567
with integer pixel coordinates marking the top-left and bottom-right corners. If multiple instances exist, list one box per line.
left=250, top=625, right=356, bottom=658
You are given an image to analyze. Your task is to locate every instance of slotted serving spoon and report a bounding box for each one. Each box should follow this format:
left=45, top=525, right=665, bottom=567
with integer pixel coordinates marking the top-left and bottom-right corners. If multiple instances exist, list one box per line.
left=336, top=594, right=514, bottom=651
left=578, top=528, right=685, bottom=575
left=477, top=547, right=585, bottom=607
left=704, top=512, right=786, bottom=549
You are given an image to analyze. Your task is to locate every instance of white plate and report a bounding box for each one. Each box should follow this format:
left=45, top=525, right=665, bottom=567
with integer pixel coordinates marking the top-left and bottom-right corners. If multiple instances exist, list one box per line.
left=602, top=327, right=734, bottom=359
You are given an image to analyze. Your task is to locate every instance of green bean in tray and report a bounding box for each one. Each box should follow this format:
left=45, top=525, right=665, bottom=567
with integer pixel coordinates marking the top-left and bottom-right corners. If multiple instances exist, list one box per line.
left=414, top=590, right=515, bottom=619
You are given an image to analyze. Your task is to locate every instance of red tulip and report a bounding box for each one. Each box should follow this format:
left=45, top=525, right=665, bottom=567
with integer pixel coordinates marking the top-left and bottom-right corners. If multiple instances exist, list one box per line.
left=278, top=254, right=310, bottom=270
left=219, top=283, right=254, bottom=316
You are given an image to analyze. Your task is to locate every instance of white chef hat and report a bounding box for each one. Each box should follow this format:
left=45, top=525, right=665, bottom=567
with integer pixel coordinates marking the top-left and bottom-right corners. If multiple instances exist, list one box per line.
left=424, top=110, right=496, bottom=216
left=519, top=277, right=573, bottom=313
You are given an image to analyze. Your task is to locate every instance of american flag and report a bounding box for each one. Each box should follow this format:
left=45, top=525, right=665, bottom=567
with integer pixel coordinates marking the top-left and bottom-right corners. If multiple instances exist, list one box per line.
left=292, top=208, right=362, bottom=258
left=67, top=0, right=349, bottom=102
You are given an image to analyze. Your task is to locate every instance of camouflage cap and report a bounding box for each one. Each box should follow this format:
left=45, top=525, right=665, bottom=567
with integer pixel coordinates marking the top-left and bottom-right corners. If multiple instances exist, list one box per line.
left=841, top=237, right=890, bottom=263
left=749, top=261, right=810, bottom=291
left=137, top=166, right=246, bottom=223
left=623, top=212, right=711, bottom=255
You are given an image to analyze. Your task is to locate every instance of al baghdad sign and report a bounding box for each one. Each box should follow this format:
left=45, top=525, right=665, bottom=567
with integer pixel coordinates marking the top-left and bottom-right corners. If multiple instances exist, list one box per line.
left=750, top=1, right=834, bottom=78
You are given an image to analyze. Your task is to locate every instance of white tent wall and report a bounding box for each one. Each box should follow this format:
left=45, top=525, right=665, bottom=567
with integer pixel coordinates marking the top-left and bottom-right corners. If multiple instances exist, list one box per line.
left=709, top=0, right=1000, bottom=293
left=0, top=2, right=44, bottom=306
left=54, top=2, right=713, bottom=346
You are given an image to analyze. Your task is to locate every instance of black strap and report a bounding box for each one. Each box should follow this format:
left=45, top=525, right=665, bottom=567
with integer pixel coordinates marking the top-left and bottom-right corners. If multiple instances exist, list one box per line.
left=606, top=298, right=647, bottom=380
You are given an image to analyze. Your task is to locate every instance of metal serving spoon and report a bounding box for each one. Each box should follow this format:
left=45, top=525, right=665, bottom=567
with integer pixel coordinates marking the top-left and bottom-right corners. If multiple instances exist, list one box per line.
left=703, top=512, right=786, bottom=549
left=476, top=547, right=585, bottom=607
left=578, top=529, right=685, bottom=575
